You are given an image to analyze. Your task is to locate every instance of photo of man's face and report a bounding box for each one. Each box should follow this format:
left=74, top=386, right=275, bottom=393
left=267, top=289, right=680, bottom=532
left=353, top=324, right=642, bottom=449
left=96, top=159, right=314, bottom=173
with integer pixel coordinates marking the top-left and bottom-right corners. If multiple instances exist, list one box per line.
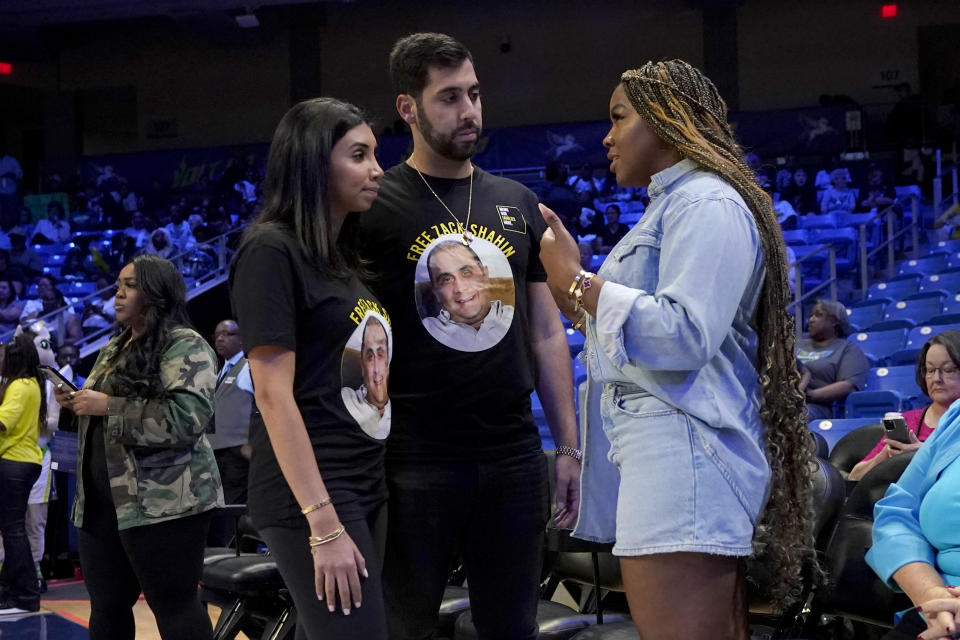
left=427, top=242, right=491, bottom=329
left=361, top=317, right=389, bottom=412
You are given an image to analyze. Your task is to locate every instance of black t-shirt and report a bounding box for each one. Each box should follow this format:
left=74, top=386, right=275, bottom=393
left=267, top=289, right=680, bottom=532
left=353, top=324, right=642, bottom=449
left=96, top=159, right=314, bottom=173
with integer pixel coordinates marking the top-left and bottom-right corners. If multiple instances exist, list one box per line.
left=230, top=225, right=391, bottom=528
left=342, top=163, right=547, bottom=462
left=597, top=223, right=629, bottom=249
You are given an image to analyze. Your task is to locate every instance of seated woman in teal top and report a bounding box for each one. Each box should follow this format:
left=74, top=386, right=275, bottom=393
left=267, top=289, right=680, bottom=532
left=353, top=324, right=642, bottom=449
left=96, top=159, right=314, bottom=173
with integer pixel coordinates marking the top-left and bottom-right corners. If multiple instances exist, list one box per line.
left=867, top=400, right=960, bottom=639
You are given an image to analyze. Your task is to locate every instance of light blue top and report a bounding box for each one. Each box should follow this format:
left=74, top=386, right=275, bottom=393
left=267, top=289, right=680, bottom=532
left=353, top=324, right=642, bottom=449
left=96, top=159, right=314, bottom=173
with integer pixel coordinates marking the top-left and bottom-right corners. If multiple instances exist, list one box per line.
left=573, top=159, right=770, bottom=543
left=867, top=398, right=960, bottom=590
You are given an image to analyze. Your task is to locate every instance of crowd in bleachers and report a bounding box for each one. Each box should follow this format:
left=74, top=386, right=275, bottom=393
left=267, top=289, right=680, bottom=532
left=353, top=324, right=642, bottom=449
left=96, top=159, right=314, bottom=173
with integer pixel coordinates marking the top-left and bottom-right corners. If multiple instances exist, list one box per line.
left=0, top=157, right=265, bottom=346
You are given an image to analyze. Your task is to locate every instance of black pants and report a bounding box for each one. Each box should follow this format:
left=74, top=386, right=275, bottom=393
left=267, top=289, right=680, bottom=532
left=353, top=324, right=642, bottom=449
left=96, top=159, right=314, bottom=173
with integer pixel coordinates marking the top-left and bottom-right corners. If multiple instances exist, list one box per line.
left=207, top=446, right=249, bottom=546
left=260, top=504, right=387, bottom=640
left=78, top=509, right=213, bottom=640
left=0, top=458, right=42, bottom=610
left=383, top=451, right=549, bottom=640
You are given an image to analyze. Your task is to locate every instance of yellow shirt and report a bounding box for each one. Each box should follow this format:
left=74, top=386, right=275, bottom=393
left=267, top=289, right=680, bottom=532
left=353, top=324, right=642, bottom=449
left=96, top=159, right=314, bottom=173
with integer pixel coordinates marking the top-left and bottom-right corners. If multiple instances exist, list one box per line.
left=0, top=377, right=42, bottom=465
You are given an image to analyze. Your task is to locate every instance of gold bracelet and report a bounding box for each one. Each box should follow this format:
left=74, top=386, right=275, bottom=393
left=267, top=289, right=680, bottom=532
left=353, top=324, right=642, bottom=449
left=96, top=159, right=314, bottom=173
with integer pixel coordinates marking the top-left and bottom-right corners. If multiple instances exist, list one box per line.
left=572, top=311, right=588, bottom=331
left=308, top=524, right=345, bottom=547
left=300, top=497, right=332, bottom=516
left=567, top=271, right=586, bottom=298
left=572, top=287, right=584, bottom=312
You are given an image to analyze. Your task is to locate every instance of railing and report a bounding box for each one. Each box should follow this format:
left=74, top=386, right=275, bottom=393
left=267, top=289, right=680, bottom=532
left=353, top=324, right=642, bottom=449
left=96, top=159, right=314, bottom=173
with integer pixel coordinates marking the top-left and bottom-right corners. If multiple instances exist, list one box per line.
left=933, top=147, right=960, bottom=221
left=857, top=196, right=922, bottom=292
left=7, top=227, right=243, bottom=359
left=787, top=243, right=838, bottom=335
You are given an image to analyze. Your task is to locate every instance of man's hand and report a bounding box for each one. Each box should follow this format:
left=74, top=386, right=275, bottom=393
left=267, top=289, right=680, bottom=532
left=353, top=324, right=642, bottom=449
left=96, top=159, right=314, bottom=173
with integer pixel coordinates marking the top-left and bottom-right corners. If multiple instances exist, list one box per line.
left=552, top=454, right=581, bottom=530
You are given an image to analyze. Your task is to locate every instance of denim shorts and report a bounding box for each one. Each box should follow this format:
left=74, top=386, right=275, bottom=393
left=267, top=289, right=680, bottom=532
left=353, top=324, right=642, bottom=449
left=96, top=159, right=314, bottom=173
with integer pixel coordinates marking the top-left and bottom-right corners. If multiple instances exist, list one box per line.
left=600, top=385, right=757, bottom=558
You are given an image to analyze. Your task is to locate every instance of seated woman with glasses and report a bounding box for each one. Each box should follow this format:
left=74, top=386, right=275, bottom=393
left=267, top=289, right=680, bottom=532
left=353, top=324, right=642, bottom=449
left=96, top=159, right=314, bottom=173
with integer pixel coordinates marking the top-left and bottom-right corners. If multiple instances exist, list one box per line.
left=848, top=330, right=960, bottom=481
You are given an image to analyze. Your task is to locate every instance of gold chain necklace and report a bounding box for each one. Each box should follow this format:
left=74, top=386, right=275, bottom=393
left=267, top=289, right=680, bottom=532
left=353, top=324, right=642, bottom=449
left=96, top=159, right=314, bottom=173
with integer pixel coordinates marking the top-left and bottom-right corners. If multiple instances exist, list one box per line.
left=410, top=159, right=474, bottom=246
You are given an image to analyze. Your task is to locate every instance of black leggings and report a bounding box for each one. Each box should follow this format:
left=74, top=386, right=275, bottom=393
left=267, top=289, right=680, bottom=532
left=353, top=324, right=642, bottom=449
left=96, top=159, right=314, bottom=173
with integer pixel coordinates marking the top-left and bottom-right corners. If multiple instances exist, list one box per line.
left=260, top=504, right=387, bottom=640
left=78, top=509, right=213, bottom=640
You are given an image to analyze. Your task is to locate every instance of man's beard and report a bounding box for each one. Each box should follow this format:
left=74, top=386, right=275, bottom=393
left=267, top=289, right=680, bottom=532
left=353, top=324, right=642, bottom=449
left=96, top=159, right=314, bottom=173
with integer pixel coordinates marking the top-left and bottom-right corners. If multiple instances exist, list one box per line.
left=416, top=102, right=481, bottom=161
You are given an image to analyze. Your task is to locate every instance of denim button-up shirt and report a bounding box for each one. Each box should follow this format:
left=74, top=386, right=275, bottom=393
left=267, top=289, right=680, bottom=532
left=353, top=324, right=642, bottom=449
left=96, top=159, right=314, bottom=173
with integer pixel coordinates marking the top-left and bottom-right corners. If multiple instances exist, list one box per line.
left=573, top=159, right=771, bottom=543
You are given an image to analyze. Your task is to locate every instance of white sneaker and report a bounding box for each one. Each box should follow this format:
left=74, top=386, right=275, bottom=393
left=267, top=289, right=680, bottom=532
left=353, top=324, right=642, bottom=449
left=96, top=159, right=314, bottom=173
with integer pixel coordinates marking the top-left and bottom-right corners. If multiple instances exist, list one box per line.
left=0, top=602, right=37, bottom=616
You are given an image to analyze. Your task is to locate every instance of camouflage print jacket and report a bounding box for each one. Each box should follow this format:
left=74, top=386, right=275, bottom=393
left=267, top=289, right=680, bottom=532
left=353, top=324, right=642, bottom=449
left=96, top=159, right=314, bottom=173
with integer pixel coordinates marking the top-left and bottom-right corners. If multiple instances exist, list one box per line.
left=71, top=327, right=224, bottom=531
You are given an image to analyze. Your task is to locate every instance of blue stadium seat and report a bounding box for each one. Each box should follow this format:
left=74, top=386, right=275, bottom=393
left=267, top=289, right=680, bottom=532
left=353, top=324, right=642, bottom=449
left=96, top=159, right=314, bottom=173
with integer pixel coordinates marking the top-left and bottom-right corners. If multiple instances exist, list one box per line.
left=845, top=300, right=887, bottom=332
left=63, top=281, right=98, bottom=296
left=566, top=328, right=585, bottom=358
left=809, top=227, right=858, bottom=272
left=882, top=296, right=944, bottom=326
left=926, top=313, right=960, bottom=327
left=945, top=251, right=960, bottom=270
left=849, top=329, right=907, bottom=365
left=888, top=348, right=919, bottom=366
left=941, top=293, right=960, bottom=315
left=867, top=275, right=919, bottom=302
left=919, top=270, right=960, bottom=296
left=897, top=253, right=949, bottom=276
left=799, top=212, right=838, bottom=229
left=781, top=229, right=809, bottom=247
left=932, top=238, right=960, bottom=254
left=844, top=364, right=926, bottom=418
left=810, top=417, right=884, bottom=453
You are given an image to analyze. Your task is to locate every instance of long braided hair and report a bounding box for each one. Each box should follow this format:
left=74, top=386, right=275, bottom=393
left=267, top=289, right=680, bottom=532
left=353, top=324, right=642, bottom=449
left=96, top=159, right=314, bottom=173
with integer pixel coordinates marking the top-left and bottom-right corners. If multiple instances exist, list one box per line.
left=620, top=60, right=818, bottom=610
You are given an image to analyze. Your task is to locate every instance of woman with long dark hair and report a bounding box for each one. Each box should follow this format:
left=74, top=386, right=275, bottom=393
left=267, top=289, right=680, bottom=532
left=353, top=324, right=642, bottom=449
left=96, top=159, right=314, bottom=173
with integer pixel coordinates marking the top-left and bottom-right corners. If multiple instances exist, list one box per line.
left=538, top=60, right=818, bottom=639
left=0, top=333, right=45, bottom=615
left=0, top=278, right=24, bottom=336
left=53, top=254, right=221, bottom=640
left=230, top=97, right=388, bottom=639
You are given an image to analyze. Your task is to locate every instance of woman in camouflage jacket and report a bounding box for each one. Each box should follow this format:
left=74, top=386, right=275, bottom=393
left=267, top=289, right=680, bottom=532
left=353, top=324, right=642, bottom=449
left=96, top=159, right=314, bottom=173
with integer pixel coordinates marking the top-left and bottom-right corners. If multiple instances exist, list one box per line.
left=54, top=254, right=223, bottom=640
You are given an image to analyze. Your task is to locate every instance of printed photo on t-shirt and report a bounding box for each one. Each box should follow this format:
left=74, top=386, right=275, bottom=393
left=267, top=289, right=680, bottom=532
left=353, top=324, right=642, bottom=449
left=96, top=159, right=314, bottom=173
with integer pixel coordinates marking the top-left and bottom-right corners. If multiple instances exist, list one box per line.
left=340, top=310, right=392, bottom=440
left=414, top=234, right=516, bottom=352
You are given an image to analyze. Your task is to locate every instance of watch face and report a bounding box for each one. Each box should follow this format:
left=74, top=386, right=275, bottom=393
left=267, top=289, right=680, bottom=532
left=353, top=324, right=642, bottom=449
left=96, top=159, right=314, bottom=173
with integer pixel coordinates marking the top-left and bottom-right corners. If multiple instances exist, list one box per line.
left=339, top=309, right=392, bottom=440
left=413, top=233, right=515, bottom=353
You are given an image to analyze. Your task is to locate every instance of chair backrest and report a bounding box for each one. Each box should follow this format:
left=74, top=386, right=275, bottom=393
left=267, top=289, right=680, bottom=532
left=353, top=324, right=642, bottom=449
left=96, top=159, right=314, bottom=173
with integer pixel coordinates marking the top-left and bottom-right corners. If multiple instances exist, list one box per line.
left=844, top=390, right=904, bottom=419
left=846, top=302, right=887, bottom=332
left=815, top=453, right=916, bottom=627
left=800, top=212, right=838, bottom=229
left=781, top=229, right=809, bottom=246
left=810, top=418, right=883, bottom=452
left=867, top=278, right=918, bottom=301
left=862, top=365, right=921, bottom=396
left=849, top=329, right=908, bottom=364
left=883, top=297, right=943, bottom=325
left=897, top=253, right=949, bottom=276
left=919, top=270, right=960, bottom=296
left=906, top=324, right=940, bottom=349
left=827, top=422, right=885, bottom=475
left=941, top=293, right=960, bottom=315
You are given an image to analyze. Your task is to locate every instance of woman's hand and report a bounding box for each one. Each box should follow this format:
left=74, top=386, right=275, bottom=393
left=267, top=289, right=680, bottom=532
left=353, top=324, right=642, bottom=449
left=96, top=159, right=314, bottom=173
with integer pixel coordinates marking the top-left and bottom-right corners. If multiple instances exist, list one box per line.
left=538, top=203, right=586, bottom=314
left=917, top=586, right=960, bottom=640
left=67, top=389, right=110, bottom=416
left=888, top=429, right=923, bottom=455
left=53, top=383, right=75, bottom=410
left=312, top=528, right=368, bottom=615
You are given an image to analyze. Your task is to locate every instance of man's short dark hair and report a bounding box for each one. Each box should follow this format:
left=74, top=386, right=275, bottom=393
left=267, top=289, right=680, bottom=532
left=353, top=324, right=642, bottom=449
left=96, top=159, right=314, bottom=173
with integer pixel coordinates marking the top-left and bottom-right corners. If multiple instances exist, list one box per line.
left=389, top=32, right=473, bottom=98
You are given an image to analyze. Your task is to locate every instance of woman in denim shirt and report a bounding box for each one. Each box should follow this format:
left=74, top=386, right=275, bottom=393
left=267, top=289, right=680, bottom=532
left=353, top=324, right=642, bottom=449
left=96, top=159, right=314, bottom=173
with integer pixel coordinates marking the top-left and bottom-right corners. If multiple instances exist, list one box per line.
left=539, top=60, right=816, bottom=639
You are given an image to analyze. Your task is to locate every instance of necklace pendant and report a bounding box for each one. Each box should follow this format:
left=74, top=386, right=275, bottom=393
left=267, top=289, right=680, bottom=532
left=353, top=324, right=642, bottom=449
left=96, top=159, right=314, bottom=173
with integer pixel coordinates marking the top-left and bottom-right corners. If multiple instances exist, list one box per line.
left=461, top=231, right=473, bottom=246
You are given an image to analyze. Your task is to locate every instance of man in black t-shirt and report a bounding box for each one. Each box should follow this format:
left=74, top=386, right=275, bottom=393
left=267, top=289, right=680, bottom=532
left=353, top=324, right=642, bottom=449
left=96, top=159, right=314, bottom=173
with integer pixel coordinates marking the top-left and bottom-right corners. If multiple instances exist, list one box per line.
left=343, top=33, right=580, bottom=640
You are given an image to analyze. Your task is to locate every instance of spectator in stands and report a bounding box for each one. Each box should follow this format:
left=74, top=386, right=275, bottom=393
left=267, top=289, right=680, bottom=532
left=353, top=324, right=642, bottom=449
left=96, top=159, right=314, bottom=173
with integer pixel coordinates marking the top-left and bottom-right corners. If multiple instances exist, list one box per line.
left=63, top=236, right=102, bottom=280
left=858, top=164, right=898, bottom=213
left=122, top=211, right=151, bottom=249
left=819, top=167, right=857, bottom=214
left=848, top=331, right=960, bottom=481
left=593, top=204, right=629, bottom=253
left=118, top=182, right=138, bottom=215
left=866, top=393, right=960, bottom=638
left=539, top=59, right=816, bottom=639
left=8, top=234, right=43, bottom=277
left=10, top=208, right=34, bottom=244
left=797, top=299, right=869, bottom=420
left=164, top=208, right=196, bottom=254
left=193, top=208, right=230, bottom=243
left=142, top=228, right=175, bottom=260
left=782, top=167, right=819, bottom=216
left=0, top=250, right=25, bottom=290
left=567, top=163, right=596, bottom=195
left=79, top=275, right=116, bottom=336
left=0, top=141, right=23, bottom=232
left=775, top=155, right=798, bottom=192
left=19, top=275, right=83, bottom=344
left=0, top=279, right=24, bottom=336
left=0, top=333, right=45, bottom=616
left=32, top=201, right=71, bottom=245
left=55, top=343, right=86, bottom=389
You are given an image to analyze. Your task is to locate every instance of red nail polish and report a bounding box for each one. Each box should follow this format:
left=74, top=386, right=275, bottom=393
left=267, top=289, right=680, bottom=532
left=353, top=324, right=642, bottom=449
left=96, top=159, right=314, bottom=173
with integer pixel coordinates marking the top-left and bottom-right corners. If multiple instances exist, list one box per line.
left=916, top=605, right=923, bottom=612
